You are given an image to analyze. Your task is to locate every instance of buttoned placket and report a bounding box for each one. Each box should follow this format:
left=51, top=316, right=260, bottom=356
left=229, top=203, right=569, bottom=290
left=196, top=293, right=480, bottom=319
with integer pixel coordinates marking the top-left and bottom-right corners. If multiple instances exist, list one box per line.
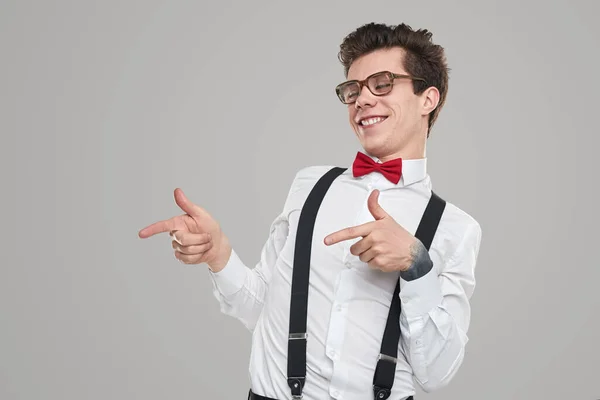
left=325, top=172, right=394, bottom=400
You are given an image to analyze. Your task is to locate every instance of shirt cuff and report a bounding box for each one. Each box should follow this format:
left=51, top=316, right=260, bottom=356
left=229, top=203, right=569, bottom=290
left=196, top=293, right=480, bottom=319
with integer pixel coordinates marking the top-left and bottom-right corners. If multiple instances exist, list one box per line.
left=208, top=249, right=248, bottom=297
left=399, top=267, right=443, bottom=320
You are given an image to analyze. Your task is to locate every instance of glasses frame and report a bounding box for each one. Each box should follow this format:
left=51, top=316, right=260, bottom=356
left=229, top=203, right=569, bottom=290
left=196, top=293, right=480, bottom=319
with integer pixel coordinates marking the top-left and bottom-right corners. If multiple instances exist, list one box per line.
left=335, top=71, right=427, bottom=104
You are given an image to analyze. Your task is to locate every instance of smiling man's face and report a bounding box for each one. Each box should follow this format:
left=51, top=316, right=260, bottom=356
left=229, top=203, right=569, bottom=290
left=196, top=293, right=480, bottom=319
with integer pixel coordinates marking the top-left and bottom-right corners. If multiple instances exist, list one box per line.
left=345, top=47, right=436, bottom=161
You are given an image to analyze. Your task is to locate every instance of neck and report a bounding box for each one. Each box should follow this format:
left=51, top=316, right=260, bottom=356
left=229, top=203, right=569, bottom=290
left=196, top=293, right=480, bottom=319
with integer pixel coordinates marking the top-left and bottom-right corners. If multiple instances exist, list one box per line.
left=370, top=139, right=426, bottom=162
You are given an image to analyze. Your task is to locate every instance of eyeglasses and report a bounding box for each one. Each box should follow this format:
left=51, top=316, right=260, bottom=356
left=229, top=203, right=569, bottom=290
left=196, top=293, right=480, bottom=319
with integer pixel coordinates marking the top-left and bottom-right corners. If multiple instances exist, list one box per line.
left=335, top=71, right=427, bottom=104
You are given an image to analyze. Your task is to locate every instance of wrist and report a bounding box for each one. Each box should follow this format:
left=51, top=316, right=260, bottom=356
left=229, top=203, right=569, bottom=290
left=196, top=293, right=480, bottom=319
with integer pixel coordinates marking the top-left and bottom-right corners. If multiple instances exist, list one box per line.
left=400, top=239, right=433, bottom=281
left=208, top=234, right=232, bottom=273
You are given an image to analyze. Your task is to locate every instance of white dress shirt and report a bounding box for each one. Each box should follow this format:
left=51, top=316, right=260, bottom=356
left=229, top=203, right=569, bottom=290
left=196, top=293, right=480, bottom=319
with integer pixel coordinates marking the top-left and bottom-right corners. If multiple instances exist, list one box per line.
left=208, top=152, right=482, bottom=400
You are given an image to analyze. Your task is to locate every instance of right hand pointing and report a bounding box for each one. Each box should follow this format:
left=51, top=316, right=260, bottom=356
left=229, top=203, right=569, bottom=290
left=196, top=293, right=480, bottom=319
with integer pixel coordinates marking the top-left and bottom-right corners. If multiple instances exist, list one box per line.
left=138, top=188, right=232, bottom=272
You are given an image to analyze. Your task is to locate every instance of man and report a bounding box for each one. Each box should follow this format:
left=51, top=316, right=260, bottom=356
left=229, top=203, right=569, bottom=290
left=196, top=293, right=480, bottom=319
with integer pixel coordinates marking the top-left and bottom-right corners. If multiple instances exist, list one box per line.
left=139, top=22, right=482, bottom=400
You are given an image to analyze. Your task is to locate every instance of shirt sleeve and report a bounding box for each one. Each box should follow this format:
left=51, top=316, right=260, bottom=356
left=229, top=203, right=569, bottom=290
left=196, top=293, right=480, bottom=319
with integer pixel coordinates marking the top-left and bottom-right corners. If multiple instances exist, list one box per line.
left=206, top=174, right=298, bottom=332
left=398, top=219, right=482, bottom=392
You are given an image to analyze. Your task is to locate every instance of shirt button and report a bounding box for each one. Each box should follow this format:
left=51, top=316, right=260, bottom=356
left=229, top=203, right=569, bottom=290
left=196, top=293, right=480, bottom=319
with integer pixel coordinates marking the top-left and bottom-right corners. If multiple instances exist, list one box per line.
left=335, top=304, right=342, bottom=311
left=332, top=390, right=340, bottom=397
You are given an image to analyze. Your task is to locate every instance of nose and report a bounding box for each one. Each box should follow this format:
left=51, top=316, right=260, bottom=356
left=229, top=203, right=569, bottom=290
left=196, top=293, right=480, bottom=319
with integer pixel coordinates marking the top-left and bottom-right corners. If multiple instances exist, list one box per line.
left=354, top=84, right=376, bottom=110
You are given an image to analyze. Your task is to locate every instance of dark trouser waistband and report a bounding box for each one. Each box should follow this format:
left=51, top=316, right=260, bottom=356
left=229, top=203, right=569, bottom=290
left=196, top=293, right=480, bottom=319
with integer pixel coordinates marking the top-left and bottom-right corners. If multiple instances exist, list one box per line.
left=248, top=390, right=277, bottom=400
left=248, top=389, right=413, bottom=400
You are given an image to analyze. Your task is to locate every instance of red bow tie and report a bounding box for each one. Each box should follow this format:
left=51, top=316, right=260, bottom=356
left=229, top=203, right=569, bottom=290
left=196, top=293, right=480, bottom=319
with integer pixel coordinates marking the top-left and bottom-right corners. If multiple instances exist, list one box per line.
left=352, top=151, right=403, bottom=184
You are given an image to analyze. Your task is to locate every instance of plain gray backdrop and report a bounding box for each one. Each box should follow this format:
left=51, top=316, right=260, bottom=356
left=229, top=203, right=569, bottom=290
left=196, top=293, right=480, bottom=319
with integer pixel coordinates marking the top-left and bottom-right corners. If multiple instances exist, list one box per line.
left=2, top=0, right=599, bottom=399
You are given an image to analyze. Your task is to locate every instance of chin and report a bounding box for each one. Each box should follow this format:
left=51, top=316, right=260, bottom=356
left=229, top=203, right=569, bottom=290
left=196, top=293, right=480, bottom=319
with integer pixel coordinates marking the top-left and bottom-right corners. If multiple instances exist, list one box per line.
left=358, top=127, right=388, bottom=145
left=360, top=140, right=389, bottom=158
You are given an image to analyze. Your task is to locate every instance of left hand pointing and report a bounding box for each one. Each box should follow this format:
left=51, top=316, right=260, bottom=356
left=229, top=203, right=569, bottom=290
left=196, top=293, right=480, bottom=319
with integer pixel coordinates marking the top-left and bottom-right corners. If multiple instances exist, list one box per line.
left=324, top=189, right=418, bottom=272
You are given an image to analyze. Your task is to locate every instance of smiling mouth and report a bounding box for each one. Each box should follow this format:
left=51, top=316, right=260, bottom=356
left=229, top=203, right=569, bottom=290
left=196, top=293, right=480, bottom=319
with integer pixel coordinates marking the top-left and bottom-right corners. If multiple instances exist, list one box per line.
left=359, top=116, right=388, bottom=127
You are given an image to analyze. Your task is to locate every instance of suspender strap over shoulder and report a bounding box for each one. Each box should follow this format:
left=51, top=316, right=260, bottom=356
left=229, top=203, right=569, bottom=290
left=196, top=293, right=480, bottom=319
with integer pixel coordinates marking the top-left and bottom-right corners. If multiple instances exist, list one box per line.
left=287, top=167, right=347, bottom=399
left=372, top=191, right=445, bottom=400
left=287, top=167, right=446, bottom=400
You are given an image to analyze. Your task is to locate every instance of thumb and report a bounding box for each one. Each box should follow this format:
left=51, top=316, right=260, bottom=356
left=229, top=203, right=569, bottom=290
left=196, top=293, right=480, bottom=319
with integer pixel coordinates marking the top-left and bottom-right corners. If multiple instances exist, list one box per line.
left=368, top=189, right=388, bottom=220
left=174, top=188, right=205, bottom=218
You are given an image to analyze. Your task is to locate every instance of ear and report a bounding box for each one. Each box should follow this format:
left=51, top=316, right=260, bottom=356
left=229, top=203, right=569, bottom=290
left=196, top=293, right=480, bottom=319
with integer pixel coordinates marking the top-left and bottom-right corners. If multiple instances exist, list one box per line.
left=420, top=86, right=440, bottom=117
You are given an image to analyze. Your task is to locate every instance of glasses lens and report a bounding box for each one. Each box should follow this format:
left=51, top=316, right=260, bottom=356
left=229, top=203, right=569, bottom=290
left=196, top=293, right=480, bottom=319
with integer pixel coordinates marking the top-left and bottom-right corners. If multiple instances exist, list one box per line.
left=337, top=82, right=360, bottom=104
left=368, top=72, right=393, bottom=95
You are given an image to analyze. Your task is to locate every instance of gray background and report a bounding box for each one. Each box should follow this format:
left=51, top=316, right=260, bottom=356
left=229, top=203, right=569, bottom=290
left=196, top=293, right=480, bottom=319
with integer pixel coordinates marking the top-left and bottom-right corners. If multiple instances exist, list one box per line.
left=1, top=0, right=599, bottom=399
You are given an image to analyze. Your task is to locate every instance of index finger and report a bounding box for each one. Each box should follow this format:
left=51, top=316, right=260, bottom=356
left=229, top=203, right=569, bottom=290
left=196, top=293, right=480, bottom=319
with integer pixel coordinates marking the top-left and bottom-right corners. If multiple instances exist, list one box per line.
left=138, top=218, right=183, bottom=238
left=324, top=222, right=373, bottom=245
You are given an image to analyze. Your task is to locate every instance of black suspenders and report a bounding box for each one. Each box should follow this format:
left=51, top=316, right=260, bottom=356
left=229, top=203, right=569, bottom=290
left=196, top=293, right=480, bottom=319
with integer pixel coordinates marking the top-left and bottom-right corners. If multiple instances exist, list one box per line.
left=287, top=167, right=347, bottom=399
left=372, top=186, right=446, bottom=400
left=286, top=167, right=446, bottom=400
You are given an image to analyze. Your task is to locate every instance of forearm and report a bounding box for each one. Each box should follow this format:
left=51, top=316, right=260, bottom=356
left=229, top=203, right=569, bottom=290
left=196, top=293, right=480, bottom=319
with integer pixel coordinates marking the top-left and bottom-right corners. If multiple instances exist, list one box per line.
left=399, top=240, right=472, bottom=392
left=205, top=234, right=268, bottom=329
left=208, top=249, right=269, bottom=331
left=399, top=281, right=469, bottom=392
left=207, top=170, right=297, bottom=331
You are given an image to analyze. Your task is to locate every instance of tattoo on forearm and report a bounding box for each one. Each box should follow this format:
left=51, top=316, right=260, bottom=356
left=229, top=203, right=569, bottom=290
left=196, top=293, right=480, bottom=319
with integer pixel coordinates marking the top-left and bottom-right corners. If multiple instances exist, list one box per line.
left=400, top=240, right=433, bottom=281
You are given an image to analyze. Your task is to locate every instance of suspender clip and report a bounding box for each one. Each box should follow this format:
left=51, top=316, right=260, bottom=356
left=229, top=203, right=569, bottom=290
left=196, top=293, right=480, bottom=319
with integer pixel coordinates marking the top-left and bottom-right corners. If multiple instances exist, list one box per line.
left=373, top=385, right=391, bottom=399
left=377, top=353, right=397, bottom=364
left=287, top=377, right=305, bottom=399
left=288, top=333, right=307, bottom=340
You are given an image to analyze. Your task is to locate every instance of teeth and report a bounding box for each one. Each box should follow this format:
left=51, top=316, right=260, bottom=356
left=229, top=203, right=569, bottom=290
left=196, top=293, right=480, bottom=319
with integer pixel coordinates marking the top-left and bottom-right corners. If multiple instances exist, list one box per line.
left=360, top=117, right=385, bottom=126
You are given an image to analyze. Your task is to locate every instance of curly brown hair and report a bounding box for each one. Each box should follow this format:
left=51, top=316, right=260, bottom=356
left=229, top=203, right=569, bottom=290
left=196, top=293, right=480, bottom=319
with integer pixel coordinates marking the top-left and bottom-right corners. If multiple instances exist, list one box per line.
left=338, top=23, right=450, bottom=136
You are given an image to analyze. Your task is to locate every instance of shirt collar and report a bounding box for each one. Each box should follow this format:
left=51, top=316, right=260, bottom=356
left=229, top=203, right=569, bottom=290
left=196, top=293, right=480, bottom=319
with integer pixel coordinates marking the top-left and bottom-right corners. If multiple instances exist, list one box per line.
left=346, top=151, right=428, bottom=187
